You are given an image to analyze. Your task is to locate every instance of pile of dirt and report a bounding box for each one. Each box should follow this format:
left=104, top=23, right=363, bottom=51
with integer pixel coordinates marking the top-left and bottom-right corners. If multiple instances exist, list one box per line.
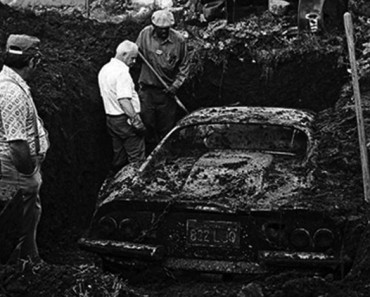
left=0, top=260, right=142, bottom=297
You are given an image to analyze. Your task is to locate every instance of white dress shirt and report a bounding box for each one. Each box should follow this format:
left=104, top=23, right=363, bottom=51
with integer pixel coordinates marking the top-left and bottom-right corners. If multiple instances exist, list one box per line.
left=98, top=58, right=140, bottom=115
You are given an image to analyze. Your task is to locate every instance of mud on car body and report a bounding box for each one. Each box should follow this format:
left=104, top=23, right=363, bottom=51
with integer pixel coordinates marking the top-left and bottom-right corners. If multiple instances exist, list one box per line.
left=79, top=106, right=366, bottom=274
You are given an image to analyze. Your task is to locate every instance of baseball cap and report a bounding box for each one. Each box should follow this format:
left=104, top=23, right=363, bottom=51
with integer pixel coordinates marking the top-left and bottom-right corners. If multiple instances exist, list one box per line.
left=6, top=34, right=41, bottom=56
left=151, top=10, right=174, bottom=28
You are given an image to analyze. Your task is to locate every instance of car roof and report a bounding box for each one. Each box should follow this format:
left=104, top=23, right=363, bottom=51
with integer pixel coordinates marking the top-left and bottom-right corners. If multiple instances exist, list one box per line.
left=177, top=106, right=316, bottom=134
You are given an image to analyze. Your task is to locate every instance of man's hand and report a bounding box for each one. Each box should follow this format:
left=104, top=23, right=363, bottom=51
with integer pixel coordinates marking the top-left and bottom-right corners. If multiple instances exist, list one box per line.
left=164, top=85, right=178, bottom=97
left=131, top=114, right=146, bottom=135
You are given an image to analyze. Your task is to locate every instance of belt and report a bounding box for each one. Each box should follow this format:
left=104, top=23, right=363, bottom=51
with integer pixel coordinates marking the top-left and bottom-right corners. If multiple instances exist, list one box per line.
left=106, top=114, right=127, bottom=118
left=140, top=83, right=165, bottom=90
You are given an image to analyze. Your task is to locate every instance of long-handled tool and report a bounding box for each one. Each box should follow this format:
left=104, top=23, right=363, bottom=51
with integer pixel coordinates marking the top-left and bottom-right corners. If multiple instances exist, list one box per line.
left=344, top=12, right=370, bottom=203
left=138, top=50, right=189, bottom=115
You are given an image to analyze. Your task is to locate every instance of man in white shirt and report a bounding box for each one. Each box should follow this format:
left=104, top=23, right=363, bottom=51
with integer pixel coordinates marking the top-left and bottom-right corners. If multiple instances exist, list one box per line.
left=98, top=40, right=145, bottom=173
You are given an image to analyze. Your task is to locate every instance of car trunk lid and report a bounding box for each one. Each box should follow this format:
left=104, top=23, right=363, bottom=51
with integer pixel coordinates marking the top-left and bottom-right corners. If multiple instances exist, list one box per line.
left=182, top=150, right=273, bottom=197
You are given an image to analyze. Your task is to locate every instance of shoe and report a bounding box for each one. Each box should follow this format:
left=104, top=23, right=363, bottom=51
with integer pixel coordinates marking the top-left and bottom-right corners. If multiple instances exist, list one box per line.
left=11, top=257, right=47, bottom=272
left=31, top=258, right=47, bottom=272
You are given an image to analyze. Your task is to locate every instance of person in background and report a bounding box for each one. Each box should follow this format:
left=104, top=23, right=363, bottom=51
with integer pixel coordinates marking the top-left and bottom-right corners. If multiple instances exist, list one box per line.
left=136, top=9, right=190, bottom=152
left=0, top=34, right=50, bottom=266
left=98, top=40, right=146, bottom=175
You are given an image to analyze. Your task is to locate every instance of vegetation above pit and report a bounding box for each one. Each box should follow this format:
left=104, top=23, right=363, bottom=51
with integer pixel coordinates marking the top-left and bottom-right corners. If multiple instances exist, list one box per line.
left=186, top=12, right=344, bottom=76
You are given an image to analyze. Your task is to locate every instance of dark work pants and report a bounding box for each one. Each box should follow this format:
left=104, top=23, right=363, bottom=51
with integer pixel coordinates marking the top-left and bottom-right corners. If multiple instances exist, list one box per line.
left=106, top=114, right=145, bottom=171
left=9, top=192, right=41, bottom=263
left=139, top=86, right=177, bottom=147
left=0, top=154, right=43, bottom=264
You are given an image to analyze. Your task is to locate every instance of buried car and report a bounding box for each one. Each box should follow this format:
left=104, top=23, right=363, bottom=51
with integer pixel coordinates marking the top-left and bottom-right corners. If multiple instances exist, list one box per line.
left=79, top=106, right=366, bottom=274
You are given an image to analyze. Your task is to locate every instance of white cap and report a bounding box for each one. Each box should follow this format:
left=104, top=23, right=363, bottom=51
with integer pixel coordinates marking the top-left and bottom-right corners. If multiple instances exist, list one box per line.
left=151, top=10, right=175, bottom=28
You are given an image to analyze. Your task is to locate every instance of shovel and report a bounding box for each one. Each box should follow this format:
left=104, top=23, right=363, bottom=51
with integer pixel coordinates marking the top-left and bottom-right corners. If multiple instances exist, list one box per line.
left=138, top=50, right=189, bottom=115
left=344, top=12, right=370, bottom=203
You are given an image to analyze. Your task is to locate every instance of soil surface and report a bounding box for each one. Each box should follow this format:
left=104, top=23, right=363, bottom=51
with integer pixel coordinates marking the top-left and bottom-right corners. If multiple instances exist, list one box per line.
left=1, top=1, right=370, bottom=296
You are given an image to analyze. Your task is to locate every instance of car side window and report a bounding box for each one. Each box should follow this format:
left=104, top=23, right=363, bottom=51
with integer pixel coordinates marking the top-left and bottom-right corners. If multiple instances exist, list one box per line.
left=169, top=126, right=208, bottom=157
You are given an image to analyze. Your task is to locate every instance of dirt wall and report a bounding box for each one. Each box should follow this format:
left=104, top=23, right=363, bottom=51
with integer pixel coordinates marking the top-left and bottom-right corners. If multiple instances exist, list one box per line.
left=180, top=53, right=347, bottom=112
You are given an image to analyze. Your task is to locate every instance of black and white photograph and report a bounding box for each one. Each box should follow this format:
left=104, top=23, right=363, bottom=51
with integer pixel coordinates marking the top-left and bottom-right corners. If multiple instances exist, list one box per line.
left=1, top=0, right=370, bottom=296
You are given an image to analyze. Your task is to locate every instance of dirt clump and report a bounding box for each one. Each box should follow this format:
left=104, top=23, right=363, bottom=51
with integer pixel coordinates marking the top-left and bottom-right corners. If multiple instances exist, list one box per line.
left=0, top=261, right=142, bottom=297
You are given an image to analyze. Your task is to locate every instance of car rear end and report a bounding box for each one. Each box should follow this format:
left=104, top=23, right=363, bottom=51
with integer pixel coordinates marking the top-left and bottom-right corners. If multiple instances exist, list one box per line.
left=79, top=200, right=366, bottom=274
left=160, top=206, right=365, bottom=273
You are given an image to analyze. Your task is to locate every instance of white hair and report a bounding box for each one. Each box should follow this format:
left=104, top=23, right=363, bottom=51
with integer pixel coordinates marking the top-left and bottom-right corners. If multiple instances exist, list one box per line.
left=115, top=40, right=138, bottom=57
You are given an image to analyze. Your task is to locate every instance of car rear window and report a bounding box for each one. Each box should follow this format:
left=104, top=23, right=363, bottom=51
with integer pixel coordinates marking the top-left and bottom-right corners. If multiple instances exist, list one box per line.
left=163, top=123, right=308, bottom=158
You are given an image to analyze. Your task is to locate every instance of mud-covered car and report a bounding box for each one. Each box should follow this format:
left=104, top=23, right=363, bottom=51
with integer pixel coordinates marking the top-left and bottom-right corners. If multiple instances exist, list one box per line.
left=79, top=106, right=365, bottom=274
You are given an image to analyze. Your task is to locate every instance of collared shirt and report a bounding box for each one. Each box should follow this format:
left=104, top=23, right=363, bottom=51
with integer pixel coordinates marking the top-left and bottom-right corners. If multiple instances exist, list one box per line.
left=136, top=25, right=190, bottom=89
left=98, top=58, right=140, bottom=115
left=0, top=65, right=49, bottom=157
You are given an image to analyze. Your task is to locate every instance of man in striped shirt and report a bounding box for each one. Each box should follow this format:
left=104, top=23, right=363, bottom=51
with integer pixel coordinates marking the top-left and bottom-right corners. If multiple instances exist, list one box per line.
left=0, top=34, right=49, bottom=266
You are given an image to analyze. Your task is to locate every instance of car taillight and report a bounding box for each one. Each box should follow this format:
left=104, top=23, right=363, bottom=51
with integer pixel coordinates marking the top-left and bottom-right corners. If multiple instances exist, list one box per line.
left=119, top=218, right=140, bottom=240
left=313, top=228, right=334, bottom=249
left=290, top=228, right=311, bottom=249
left=264, top=223, right=284, bottom=242
left=98, top=216, right=117, bottom=235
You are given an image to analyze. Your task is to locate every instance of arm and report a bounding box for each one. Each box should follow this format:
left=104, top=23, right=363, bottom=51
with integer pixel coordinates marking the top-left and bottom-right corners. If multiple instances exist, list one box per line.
left=171, top=40, right=190, bottom=90
left=136, top=27, right=148, bottom=58
left=118, top=97, right=145, bottom=134
left=116, top=71, right=143, bottom=122
left=9, top=140, right=41, bottom=194
left=1, top=90, right=36, bottom=174
left=118, top=97, right=136, bottom=119
left=1, top=88, right=41, bottom=194
left=118, top=97, right=145, bottom=133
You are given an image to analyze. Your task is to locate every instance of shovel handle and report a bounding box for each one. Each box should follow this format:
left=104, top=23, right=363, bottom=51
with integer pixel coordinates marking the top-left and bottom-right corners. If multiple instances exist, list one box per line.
left=138, top=50, right=189, bottom=114
left=344, top=12, right=370, bottom=203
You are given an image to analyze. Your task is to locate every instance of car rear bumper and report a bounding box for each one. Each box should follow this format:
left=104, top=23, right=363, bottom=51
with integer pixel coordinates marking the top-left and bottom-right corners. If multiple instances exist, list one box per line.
left=259, top=250, right=351, bottom=267
left=163, top=250, right=347, bottom=273
left=78, top=238, right=165, bottom=260
left=79, top=238, right=350, bottom=272
left=164, top=258, right=266, bottom=274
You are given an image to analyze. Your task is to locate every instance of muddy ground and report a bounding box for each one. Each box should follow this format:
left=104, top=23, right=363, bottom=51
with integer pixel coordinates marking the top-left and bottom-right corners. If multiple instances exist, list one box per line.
left=1, top=1, right=370, bottom=296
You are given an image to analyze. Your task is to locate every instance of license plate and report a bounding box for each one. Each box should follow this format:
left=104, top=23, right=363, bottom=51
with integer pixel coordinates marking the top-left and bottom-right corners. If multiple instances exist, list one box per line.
left=186, top=219, right=240, bottom=248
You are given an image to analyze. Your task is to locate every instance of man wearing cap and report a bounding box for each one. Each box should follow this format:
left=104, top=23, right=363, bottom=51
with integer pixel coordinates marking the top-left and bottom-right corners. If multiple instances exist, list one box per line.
left=0, top=34, right=49, bottom=265
left=98, top=40, right=146, bottom=174
left=136, top=9, right=189, bottom=151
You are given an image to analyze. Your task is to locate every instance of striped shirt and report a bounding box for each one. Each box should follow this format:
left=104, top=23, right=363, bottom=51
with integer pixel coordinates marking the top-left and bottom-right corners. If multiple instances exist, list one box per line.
left=0, top=65, right=49, bottom=156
